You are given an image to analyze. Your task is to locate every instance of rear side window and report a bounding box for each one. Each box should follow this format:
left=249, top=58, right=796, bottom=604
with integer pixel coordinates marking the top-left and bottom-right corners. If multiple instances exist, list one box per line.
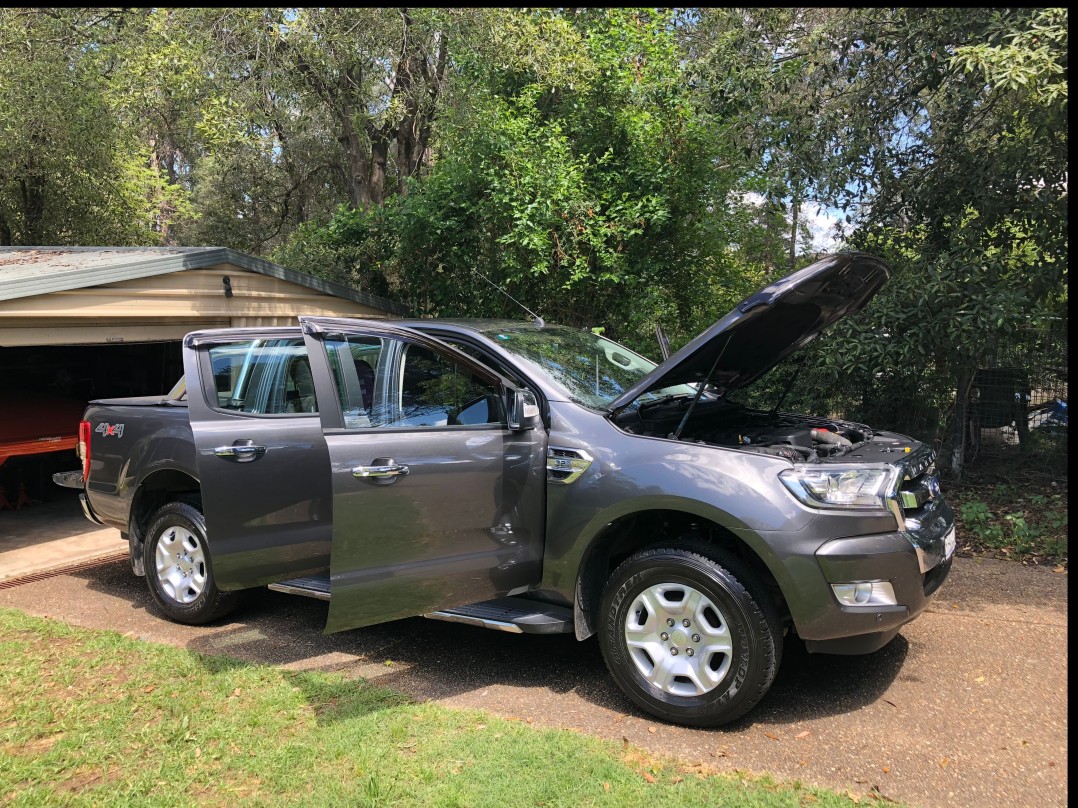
left=206, top=338, right=317, bottom=415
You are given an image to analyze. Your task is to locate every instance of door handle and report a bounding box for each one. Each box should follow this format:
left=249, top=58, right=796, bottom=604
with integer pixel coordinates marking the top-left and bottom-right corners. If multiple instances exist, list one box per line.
left=214, top=441, right=267, bottom=462
left=352, top=459, right=409, bottom=479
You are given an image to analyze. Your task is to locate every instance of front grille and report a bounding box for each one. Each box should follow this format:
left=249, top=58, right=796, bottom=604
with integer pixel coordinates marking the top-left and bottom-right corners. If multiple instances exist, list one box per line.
left=897, top=448, right=940, bottom=516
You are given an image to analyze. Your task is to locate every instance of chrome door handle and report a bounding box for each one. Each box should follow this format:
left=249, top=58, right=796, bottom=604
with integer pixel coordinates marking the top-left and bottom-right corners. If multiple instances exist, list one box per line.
left=214, top=443, right=267, bottom=462
left=352, top=461, right=409, bottom=479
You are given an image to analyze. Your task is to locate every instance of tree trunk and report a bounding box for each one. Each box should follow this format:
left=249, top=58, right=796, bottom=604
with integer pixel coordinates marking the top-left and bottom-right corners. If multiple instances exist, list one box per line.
left=337, top=108, right=372, bottom=209
left=19, top=175, right=45, bottom=245
left=369, top=135, right=389, bottom=207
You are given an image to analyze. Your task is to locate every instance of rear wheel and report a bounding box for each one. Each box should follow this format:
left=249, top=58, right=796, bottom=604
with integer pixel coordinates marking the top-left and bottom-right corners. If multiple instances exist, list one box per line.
left=599, top=544, right=781, bottom=727
left=143, top=501, right=240, bottom=625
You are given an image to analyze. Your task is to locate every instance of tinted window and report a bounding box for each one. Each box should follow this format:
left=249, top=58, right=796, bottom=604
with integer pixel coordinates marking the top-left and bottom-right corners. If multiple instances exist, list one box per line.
left=324, top=335, right=386, bottom=428
left=324, top=335, right=504, bottom=429
left=206, top=338, right=316, bottom=415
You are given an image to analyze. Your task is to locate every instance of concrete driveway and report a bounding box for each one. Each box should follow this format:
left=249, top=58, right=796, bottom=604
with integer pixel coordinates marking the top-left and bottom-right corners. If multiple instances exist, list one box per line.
left=0, top=555, right=1066, bottom=808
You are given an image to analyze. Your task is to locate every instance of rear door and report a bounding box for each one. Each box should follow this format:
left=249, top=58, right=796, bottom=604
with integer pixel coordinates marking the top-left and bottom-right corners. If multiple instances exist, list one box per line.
left=184, top=329, right=331, bottom=589
left=300, top=317, right=546, bottom=633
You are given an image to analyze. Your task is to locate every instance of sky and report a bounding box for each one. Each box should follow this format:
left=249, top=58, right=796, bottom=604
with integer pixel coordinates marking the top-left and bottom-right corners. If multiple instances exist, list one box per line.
left=801, top=201, right=844, bottom=253
left=741, top=192, right=845, bottom=254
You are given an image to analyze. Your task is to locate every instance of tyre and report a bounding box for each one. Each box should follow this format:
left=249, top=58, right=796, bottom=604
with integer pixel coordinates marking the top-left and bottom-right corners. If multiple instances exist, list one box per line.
left=143, top=501, right=240, bottom=625
left=598, top=543, right=781, bottom=727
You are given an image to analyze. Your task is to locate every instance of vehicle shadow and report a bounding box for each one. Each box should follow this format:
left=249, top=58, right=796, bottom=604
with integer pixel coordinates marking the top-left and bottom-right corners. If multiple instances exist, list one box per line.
left=72, top=559, right=911, bottom=729
left=59, top=555, right=1060, bottom=732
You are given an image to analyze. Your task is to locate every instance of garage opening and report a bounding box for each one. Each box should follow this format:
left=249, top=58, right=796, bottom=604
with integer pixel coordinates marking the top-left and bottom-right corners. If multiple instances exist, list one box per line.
left=1, top=341, right=182, bottom=508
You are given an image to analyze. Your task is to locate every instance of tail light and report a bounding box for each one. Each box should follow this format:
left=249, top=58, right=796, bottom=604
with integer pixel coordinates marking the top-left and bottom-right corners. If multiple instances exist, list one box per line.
left=78, top=420, right=91, bottom=480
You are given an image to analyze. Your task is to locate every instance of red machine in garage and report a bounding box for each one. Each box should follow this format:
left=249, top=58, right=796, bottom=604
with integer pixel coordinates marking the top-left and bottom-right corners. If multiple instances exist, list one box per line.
left=0, top=393, right=85, bottom=508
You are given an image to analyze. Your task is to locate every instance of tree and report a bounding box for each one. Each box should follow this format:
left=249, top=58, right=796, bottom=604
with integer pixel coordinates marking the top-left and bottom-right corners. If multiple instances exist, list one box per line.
left=0, top=9, right=175, bottom=245
left=726, top=8, right=1068, bottom=456
left=277, top=8, right=767, bottom=354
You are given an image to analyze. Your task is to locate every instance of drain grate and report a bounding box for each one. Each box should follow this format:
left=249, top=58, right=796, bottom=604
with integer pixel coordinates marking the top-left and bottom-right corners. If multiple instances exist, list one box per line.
left=0, top=551, right=128, bottom=590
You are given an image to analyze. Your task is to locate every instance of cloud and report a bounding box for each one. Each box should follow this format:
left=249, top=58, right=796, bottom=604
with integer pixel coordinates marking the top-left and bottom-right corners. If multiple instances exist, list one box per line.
left=800, top=201, right=844, bottom=253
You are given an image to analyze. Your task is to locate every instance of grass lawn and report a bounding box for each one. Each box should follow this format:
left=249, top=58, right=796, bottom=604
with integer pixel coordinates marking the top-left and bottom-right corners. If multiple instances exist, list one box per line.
left=0, top=608, right=880, bottom=807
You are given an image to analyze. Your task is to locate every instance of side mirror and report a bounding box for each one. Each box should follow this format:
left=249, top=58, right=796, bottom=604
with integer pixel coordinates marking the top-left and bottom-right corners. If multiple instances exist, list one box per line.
left=508, top=388, right=541, bottom=431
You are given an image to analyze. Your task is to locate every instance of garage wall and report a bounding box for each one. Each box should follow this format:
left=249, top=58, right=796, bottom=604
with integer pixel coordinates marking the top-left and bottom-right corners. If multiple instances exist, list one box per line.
left=0, top=264, right=391, bottom=347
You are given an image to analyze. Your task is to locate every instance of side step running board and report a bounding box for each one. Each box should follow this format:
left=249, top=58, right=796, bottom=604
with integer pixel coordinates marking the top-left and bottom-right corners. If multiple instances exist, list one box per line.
left=425, top=597, right=574, bottom=635
left=268, top=576, right=330, bottom=601
left=266, top=582, right=573, bottom=636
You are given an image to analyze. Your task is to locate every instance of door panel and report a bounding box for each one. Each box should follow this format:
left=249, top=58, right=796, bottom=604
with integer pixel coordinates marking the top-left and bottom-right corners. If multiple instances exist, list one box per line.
left=300, top=320, right=546, bottom=633
left=185, top=332, right=332, bottom=590
left=324, top=427, right=543, bottom=631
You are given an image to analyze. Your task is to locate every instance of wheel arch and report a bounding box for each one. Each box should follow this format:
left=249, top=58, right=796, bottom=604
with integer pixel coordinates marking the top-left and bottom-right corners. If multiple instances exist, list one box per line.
left=128, top=469, right=202, bottom=574
left=573, top=508, right=790, bottom=641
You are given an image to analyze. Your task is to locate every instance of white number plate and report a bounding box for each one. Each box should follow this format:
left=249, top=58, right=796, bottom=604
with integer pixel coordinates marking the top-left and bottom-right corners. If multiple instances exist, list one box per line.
left=944, top=526, right=956, bottom=560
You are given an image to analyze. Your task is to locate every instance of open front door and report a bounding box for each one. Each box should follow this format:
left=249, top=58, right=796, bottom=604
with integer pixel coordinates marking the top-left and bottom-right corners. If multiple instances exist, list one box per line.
left=184, top=329, right=332, bottom=590
left=300, top=317, right=546, bottom=634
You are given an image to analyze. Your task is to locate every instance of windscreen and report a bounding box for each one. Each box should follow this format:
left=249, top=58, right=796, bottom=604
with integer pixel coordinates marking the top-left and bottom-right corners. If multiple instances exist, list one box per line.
left=481, top=325, right=695, bottom=410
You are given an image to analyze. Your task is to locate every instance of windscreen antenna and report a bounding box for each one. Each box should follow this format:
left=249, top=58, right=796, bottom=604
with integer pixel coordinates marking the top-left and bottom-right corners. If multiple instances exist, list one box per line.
left=469, top=267, right=544, bottom=327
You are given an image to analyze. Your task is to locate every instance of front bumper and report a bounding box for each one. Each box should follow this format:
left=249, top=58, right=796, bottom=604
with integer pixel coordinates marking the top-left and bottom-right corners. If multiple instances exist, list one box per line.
left=800, top=506, right=955, bottom=654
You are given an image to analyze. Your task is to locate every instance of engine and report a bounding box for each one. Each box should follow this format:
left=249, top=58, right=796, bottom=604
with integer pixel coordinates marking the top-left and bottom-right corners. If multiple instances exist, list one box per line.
left=620, top=400, right=872, bottom=463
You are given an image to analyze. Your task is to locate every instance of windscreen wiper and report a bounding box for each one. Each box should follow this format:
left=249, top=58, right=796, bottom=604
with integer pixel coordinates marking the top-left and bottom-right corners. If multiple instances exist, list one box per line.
left=639, top=392, right=694, bottom=413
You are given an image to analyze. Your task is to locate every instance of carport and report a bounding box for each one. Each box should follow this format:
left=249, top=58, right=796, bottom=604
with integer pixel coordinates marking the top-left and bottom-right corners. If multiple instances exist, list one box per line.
left=0, top=246, right=406, bottom=580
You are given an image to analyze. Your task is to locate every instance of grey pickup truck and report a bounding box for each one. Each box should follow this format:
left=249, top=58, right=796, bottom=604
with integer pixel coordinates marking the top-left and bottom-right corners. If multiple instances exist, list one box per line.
left=62, top=252, right=954, bottom=726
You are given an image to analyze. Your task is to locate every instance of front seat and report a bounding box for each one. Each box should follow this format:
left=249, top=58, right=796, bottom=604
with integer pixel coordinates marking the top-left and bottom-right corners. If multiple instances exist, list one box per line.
left=287, top=356, right=318, bottom=413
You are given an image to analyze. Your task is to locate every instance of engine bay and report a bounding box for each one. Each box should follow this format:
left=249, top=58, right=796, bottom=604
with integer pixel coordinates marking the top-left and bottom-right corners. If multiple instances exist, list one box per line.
left=617, top=397, right=918, bottom=463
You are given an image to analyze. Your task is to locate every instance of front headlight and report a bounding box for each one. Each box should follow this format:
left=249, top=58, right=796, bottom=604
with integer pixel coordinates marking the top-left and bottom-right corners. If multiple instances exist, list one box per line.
left=779, top=466, right=898, bottom=510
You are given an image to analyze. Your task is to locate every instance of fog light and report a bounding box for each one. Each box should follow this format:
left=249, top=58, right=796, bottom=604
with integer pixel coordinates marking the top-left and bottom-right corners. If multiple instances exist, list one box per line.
left=831, top=581, right=898, bottom=607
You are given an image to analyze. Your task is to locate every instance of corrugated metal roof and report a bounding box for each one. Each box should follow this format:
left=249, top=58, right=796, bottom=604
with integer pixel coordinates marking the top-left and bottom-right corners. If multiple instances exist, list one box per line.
left=0, top=246, right=408, bottom=314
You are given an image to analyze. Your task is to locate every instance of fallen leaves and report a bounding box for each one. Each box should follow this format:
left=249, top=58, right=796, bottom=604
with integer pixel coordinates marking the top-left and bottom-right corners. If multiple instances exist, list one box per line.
left=939, top=756, right=951, bottom=768
left=763, top=731, right=779, bottom=741
left=1052, top=565, right=1065, bottom=573
left=795, top=730, right=811, bottom=739
left=642, top=772, right=655, bottom=783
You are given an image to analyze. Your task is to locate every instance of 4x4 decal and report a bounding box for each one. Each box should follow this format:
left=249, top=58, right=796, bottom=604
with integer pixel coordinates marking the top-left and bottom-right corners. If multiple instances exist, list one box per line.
left=95, top=422, right=124, bottom=438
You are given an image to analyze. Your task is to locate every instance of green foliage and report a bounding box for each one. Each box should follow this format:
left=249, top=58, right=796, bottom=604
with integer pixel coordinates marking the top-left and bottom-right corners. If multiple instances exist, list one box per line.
left=0, top=6, right=1068, bottom=464
left=954, top=486, right=1068, bottom=560
left=0, top=9, right=174, bottom=245
left=276, top=9, right=764, bottom=353
left=729, top=8, right=1068, bottom=465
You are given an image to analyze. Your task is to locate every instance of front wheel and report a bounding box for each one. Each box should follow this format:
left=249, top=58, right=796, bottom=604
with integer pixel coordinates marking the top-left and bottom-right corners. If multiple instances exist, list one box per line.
left=143, top=501, right=240, bottom=625
left=599, top=544, right=781, bottom=727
